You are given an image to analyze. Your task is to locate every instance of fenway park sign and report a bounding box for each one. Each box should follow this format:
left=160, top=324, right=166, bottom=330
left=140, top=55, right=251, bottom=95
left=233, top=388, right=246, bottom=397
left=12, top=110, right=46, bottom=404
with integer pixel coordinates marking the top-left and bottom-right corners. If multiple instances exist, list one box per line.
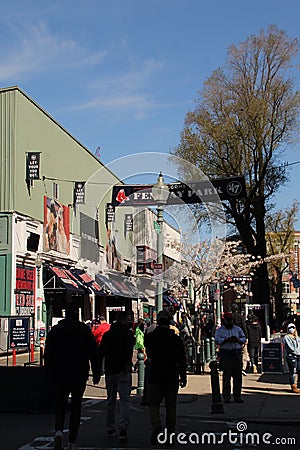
left=112, top=176, right=246, bottom=207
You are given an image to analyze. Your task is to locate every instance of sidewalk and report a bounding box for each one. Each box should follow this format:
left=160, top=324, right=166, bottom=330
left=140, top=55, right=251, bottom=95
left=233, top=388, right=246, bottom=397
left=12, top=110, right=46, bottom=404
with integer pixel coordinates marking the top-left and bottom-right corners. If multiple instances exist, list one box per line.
left=1, top=350, right=299, bottom=423
left=1, top=351, right=300, bottom=449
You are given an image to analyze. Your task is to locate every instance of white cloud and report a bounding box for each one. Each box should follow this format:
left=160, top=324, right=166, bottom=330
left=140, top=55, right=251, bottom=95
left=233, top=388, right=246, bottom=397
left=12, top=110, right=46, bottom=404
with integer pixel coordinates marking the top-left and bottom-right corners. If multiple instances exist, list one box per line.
left=0, top=21, right=107, bottom=81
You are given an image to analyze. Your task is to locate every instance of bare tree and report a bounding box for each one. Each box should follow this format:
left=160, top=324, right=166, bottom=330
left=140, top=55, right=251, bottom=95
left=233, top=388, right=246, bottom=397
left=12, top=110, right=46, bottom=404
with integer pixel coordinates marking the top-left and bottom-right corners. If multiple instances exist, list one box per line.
left=173, top=25, right=300, bottom=305
left=266, top=202, right=299, bottom=324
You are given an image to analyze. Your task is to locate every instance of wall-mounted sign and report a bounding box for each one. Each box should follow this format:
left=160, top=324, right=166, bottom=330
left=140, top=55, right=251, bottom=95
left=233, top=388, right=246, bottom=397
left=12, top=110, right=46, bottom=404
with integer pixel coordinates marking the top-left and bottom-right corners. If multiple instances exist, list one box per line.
left=15, top=265, right=35, bottom=316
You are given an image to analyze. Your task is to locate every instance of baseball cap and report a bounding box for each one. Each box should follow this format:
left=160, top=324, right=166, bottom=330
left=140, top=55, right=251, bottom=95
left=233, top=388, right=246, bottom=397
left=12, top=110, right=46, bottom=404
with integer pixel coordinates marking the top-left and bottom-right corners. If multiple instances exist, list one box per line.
left=223, top=312, right=233, bottom=320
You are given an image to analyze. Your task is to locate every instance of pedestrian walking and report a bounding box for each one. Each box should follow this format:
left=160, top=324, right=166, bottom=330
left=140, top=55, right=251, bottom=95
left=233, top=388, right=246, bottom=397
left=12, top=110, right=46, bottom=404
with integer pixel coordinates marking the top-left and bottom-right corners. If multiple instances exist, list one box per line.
left=246, top=315, right=262, bottom=373
left=215, top=312, right=246, bottom=403
left=98, top=311, right=135, bottom=443
left=283, top=322, right=300, bottom=393
left=44, top=304, right=100, bottom=450
left=144, top=310, right=187, bottom=446
left=92, top=315, right=111, bottom=346
left=134, top=319, right=145, bottom=371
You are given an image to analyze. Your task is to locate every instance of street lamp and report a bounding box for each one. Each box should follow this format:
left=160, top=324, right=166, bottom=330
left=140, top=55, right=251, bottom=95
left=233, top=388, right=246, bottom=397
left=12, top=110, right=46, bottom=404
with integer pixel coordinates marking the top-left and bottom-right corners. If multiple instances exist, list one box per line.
left=35, top=254, right=42, bottom=289
left=152, top=172, right=169, bottom=313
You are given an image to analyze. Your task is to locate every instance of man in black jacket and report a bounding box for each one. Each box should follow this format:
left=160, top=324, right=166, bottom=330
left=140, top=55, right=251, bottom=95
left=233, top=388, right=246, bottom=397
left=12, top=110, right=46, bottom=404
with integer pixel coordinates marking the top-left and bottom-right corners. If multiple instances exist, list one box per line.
left=145, top=310, right=187, bottom=445
left=44, top=304, right=100, bottom=450
left=98, top=311, right=135, bottom=443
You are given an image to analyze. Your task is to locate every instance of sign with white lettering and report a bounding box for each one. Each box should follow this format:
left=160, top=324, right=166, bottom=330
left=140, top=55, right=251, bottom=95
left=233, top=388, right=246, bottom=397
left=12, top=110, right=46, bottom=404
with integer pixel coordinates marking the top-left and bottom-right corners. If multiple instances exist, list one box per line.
left=111, top=176, right=246, bottom=207
left=74, top=181, right=86, bottom=205
left=15, top=265, right=35, bottom=316
left=26, top=152, right=40, bottom=180
left=8, top=317, right=30, bottom=348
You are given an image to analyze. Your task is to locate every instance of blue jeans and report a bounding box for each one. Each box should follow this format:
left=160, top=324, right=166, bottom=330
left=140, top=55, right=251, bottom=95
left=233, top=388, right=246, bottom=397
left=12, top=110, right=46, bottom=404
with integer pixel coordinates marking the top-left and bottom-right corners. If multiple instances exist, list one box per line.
left=286, top=357, right=300, bottom=387
left=105, top=371, right=132, bottom=431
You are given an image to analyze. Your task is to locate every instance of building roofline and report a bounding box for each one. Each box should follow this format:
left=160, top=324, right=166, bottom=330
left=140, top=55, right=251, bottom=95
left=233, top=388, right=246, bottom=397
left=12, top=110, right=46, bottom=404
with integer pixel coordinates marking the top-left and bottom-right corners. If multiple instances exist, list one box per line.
left=0, top=85, right=123, bottom=184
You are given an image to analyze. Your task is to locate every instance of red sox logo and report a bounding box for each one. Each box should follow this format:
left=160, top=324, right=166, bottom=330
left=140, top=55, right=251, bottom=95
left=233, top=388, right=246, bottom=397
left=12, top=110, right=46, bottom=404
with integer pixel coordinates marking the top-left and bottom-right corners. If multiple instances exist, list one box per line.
left=116, top=189, right=129, bottom=204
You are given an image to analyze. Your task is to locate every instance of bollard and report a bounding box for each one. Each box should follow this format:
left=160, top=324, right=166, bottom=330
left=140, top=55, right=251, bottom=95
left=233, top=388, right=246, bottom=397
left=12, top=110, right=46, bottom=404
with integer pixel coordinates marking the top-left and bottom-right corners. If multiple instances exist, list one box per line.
left=209, top=360, right=224, bottom=414
left=210, top=337, right=216, bottom=361
left=137, top=352, right=144, bottom=396
left=12, top=348, right=17, bottom=367
left=205, top=338, right=211, bottom=362
left=30, top=328, right=35, bottom=363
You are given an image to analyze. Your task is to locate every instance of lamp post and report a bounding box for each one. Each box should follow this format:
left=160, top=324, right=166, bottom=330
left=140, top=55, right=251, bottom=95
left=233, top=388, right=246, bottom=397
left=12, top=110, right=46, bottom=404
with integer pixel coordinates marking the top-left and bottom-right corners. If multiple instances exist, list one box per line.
left=152, top=172, right=169, bottom=313
left=35, top=254, right=42, bottom=289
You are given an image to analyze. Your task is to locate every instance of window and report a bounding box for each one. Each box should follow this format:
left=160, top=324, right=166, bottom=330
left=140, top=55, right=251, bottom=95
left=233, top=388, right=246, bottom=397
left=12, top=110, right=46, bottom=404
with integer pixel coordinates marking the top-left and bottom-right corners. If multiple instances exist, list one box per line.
left=52, top=182, right=59, bottom=199
left=282, top=282, right=290, bottom=294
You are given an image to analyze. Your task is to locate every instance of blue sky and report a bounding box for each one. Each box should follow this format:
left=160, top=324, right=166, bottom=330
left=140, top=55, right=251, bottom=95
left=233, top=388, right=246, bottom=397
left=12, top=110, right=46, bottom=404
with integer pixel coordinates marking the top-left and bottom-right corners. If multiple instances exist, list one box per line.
left=1, top=0, right=300, bottom=223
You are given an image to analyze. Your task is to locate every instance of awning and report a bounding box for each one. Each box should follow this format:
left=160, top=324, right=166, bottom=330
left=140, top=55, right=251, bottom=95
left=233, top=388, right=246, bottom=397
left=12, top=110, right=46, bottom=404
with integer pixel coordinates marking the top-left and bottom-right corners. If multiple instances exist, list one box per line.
left=95, top=272, right=148, bottom=301
left=45, top=265, right=85, bottom=294
left=70, top=269, right=106, bottom=296
left=163, top=294, right=180, bottom=307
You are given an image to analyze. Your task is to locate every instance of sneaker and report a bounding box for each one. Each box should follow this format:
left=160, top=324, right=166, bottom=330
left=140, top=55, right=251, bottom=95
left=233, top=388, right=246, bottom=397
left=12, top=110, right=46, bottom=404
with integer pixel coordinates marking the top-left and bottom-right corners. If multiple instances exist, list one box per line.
left=119, top=428, right=128, bottom=443
left=107, top=428, right=116, bottom=437
left=54, top=431, right=64, bottom=450
left=234, top=397, right=244, bottom=403
left=242, top=370, right=247, bottom=376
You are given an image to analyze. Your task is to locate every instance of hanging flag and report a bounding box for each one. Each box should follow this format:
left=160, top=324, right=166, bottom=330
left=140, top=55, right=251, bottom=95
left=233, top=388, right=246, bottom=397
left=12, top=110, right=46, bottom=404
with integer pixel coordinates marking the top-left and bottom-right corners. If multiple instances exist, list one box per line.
left=26, top=152, right=40, bottom=180
left=124, top=214, right=133, bottom=232
left=74, top=182, right=86, bottom=205
left=106, top=203, right=115, bottom=225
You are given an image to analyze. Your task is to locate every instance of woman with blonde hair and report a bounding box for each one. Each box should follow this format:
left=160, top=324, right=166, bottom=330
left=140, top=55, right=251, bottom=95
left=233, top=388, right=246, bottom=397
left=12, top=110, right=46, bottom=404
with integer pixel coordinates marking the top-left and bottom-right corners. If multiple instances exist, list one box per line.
left=283, top=323, right=300, bottom=393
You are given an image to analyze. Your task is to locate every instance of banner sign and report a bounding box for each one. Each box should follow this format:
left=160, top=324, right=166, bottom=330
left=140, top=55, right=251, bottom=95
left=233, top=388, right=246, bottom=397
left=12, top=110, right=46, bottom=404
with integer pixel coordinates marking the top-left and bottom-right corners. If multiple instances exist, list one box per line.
left=15, top=265, right=35, bottom=316
left=106, top=203, right=115, bottom=224
left=80, top=212, right=99, bottom=263
left=124, top=214, right=133, bottom=232
left=111, top=176, right=246, bottom=207
left=74, top=182, right=86, bottom=205
left=26, top=152, right=40, bottom=180
left=43, top=197, right=70, bottom=254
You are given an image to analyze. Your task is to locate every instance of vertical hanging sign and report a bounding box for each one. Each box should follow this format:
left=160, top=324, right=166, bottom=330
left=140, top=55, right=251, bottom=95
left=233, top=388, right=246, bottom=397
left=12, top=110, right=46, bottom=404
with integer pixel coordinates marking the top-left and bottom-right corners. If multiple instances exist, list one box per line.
left=124, top=214, right=133, bottom=236
left=26, top=152, right=40, bottom=180
left=105, top=203, right=115, bottom=226
left=74, top=182, right=86, bottom=205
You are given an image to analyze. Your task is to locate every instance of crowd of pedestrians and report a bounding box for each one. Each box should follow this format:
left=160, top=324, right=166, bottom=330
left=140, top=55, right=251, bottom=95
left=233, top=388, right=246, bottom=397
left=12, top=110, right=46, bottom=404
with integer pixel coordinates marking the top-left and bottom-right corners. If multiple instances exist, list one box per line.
left=43, top=301, right=299, bottom=449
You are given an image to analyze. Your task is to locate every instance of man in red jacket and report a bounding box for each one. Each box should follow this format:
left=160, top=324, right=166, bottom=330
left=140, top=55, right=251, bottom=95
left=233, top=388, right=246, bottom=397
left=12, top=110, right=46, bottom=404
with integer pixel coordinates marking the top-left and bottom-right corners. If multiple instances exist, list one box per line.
left=92, top=315, right=111, bottom=345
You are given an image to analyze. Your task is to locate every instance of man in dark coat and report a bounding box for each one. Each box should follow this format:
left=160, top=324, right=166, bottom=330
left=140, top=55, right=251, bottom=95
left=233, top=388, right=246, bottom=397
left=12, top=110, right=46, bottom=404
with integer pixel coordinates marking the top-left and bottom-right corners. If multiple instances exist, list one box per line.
left=145, top=310, right=187, bottom=446
left=44, top=304, right=100, bottom=450
left=98, top=311, right=135, bottom=444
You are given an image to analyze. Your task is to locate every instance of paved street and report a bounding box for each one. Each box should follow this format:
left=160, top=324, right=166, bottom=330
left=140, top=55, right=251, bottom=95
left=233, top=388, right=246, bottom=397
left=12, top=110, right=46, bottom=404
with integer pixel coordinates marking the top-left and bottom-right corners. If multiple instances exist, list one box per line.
left=0, top=352, right=300, bottom=450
